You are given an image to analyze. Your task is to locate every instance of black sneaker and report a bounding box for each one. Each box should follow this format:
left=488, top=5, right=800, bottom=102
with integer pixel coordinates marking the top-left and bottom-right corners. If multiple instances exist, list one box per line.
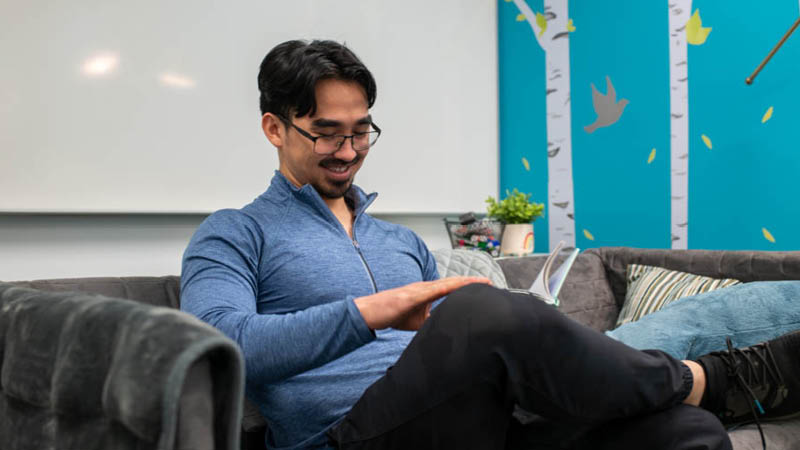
left=696, top=331, right=800, bottom=448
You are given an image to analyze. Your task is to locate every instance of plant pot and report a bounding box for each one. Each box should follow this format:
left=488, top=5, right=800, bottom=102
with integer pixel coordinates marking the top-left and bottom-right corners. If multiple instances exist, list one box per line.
left=500, top=223, right=534, bottom=256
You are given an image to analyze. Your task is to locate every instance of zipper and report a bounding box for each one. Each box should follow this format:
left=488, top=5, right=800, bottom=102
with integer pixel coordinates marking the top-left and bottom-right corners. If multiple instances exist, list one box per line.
left=304, top=184, right=379, bottom=294
left=352, top=238, right=378, bottom=293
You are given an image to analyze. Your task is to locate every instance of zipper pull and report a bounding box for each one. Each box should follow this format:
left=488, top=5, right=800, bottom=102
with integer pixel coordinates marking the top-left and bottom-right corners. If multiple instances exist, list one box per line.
left=353, top=239, right=360, bottom=249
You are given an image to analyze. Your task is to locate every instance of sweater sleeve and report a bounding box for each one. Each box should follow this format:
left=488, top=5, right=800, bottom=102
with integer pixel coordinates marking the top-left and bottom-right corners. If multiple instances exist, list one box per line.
left=416, top=233, right=440, bottom=282
left=180, top=210, right=375, bottom=384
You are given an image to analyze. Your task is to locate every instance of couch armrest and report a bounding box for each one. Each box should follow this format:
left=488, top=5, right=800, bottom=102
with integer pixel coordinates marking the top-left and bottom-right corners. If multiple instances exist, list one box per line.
left=0, top=283, right=244, bottom=450
left=177, top=358, right=214, bottom=450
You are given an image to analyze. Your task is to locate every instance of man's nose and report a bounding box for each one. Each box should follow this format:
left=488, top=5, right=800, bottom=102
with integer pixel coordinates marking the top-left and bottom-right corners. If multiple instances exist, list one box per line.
left=332, top=137, right=357, bottom=161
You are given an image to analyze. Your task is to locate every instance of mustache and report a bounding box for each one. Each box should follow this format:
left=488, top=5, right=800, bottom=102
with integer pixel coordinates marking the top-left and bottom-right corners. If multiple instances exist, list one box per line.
left=319, top=154, right=362, bottom=168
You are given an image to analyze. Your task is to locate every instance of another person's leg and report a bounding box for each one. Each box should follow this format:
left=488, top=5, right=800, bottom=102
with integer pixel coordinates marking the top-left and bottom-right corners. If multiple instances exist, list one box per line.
left=607, top=281, right=800, bottom=360
left=329, top=284, right=696, bottom=448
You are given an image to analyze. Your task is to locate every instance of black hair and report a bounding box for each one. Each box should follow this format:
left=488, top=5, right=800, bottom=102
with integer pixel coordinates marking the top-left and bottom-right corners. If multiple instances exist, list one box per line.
left=257, top=40, right=377, bottom=119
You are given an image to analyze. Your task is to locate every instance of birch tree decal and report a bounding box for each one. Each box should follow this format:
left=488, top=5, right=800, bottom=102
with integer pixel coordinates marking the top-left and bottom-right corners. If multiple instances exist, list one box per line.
left=669, top=1, right=691, bottom=249
left=511, top=0, right=576, bottom=250
left=669, top=2, right=711, bottom=249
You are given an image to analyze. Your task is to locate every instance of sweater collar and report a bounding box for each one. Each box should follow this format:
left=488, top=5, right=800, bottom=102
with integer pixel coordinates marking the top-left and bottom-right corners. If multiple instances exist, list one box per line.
left=267, top=170, right=378, bottom=218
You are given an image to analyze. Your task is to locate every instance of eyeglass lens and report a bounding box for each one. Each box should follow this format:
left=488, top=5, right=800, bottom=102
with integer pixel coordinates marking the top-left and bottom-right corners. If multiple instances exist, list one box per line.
left=314, top=132, right=380, bottom=154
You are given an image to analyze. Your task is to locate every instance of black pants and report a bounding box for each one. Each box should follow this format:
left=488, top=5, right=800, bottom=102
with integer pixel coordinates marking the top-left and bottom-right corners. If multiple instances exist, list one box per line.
left=328, top=284, right=731, bottom=450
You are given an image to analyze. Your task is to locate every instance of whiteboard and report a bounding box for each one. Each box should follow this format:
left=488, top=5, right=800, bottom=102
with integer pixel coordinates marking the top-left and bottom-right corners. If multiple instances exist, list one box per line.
left=0, top=1, right=497, bottom=214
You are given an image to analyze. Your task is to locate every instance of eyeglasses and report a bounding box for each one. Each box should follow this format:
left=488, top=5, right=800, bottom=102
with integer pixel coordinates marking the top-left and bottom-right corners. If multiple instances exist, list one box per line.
left=277, top=114, right=381, bottom=155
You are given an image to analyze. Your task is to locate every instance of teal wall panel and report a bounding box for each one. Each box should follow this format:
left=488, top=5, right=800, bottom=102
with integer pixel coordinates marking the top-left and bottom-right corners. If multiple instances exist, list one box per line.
left=569, top=0, right=671, bottom=249
left=498, top=0, right=549, bottom=252
left=498, top=0, right=800, bottom=251
left=688, top=0, right=800, bottom=250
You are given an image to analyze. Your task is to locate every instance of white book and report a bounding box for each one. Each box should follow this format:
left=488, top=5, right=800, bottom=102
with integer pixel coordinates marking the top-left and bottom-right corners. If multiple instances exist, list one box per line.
left=507, top=240, right=580, bottom=307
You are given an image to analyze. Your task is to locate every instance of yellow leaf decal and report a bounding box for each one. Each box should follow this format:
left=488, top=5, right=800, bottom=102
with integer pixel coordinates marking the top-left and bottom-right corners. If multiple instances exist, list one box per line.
left=567, top=19, right=576, bottom=32
left=516, top=13, right=526, bottom=22
left=647, top=148, right=656, bottom=164
left=522, top=157, right=530, bottom=171
left=687, top=9, right=712, bottom=45
left=701, top=134, right=712, bottom=149
left=762, top=106, right=774, bottom=123
left=583, top=229, right=595, bottom=241
left=535, top=12, right=547, bottom=37
left=763, top=227, right=776, bottom=243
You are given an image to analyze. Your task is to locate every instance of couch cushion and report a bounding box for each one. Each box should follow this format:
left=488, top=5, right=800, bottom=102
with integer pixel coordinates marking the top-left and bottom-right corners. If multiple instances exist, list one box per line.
left=432, top=248, right=508, bottom=288
left=616, top=264, right=741, bottom=327
left=8, top=276, right=181, bottom=309
left=496, top=253, right=618, bottom=332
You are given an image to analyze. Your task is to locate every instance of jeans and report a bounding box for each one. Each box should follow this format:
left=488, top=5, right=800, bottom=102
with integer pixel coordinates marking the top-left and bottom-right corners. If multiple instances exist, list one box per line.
left=607, top=280, right=800, bottom=360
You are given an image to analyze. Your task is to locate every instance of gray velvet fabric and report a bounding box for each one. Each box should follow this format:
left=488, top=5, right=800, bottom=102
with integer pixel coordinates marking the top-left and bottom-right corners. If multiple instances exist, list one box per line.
left=0, top=283, right=244, bottom=450
left=9, top=276, right=182, bottom=309
left=7, top=247, right=800, bottom=450
left=176, top=358, right=215, bottom=450
left=496, top=252, right=619, bottom=332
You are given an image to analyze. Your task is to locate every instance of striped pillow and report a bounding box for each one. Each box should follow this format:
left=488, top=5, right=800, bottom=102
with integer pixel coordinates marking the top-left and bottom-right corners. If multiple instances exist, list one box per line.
left=615, top=264, right=741, bottom=327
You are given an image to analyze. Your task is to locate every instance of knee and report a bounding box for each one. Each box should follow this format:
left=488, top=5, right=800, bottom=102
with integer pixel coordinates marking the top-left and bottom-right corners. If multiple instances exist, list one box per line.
left=436, top=283, right=513, bottom=324
left=440, top=282, right=501, bottom=311
left=433, top=283, right=548, bottom=340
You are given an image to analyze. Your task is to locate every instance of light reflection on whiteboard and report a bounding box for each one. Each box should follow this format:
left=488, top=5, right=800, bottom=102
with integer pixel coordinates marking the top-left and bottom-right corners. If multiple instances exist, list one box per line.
left=81, top=53, right=119, bottom=77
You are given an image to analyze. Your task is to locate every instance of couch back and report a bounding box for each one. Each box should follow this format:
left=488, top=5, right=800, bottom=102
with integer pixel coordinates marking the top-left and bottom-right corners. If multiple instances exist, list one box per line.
left=12, top=247, right=800, bottom=335
left=496, top=251, right=619, bottom=331
left=587, top=247, right=800, bottom=309
left=10, top=276, right=181, bottom=309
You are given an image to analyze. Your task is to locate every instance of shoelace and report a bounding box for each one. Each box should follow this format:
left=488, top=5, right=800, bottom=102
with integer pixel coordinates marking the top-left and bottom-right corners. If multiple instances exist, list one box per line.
left=717, top=337, right=786, bottom=450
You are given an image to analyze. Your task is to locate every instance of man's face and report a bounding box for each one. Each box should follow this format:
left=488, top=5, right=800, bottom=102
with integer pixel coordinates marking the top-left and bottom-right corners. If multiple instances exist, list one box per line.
left=278, top=79, right=370, bottom=199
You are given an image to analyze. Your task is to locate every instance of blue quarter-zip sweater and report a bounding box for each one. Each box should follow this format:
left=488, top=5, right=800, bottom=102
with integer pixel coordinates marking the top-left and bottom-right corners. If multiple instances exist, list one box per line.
left=180, top=172, right=439, bottom=449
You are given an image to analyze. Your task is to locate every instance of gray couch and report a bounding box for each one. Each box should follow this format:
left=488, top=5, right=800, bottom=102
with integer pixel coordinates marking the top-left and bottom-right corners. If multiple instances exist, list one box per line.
left=0, top=278, right=245, bottom=450
left=3, top=247, right=800, bottom=449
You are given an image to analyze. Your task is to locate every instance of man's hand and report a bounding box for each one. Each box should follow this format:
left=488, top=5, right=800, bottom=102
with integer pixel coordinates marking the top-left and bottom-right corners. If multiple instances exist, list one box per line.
left=354, top=277, right=491, bottom=331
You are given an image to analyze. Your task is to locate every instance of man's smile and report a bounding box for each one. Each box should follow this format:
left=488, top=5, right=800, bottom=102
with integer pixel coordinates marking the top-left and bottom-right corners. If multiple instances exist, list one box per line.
left=320, top=157, right=360, bottom=181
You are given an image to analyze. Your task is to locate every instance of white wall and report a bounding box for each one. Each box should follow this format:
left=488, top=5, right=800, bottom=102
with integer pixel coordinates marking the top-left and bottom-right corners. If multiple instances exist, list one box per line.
left=0, top=214, right=452, bottom=281
left=1, top=0, right=497, bottom=214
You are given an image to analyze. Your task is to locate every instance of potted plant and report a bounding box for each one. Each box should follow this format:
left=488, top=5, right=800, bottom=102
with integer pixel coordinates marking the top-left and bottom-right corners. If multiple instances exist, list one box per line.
left=485, top=189, right=545, bottom=256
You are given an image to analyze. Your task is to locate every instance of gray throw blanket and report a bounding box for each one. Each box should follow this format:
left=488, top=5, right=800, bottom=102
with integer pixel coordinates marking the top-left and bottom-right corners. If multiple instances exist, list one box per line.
left=0, top=283, right=244, bottom=450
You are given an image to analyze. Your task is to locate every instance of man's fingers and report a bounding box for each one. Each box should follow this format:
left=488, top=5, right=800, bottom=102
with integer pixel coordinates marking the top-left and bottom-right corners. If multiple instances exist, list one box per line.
left=422, top=276, right=492, bottom=299
left=438, top=276, right=491, bottom=289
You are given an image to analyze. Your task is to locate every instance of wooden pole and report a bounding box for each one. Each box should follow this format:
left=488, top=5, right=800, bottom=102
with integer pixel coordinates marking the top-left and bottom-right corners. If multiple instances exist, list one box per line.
left=746, top=16, right=800, bottom=85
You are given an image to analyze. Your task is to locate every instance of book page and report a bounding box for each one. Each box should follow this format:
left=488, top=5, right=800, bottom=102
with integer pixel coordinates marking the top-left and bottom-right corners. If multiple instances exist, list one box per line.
left=527, top=240, right=564, bottom=300
left=547, top=247, right=580, bottom=299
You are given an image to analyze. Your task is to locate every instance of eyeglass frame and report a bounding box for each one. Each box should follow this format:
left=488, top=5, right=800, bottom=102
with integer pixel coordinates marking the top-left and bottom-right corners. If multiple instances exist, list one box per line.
left=275, top=113, right=381, bottom=155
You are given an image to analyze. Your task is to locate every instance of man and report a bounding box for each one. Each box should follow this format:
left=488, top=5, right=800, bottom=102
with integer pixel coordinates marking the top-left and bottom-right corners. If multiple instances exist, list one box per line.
left=181, top=40, right=800, bottom=449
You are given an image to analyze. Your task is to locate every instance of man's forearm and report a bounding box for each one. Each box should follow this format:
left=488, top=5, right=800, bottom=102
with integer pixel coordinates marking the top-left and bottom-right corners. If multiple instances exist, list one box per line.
left=197, top=298, right=375, bottom=383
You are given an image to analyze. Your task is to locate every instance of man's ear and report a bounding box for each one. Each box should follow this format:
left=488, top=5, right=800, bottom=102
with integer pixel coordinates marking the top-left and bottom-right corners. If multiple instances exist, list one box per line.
left=262, top=113, right=285, bottom=147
